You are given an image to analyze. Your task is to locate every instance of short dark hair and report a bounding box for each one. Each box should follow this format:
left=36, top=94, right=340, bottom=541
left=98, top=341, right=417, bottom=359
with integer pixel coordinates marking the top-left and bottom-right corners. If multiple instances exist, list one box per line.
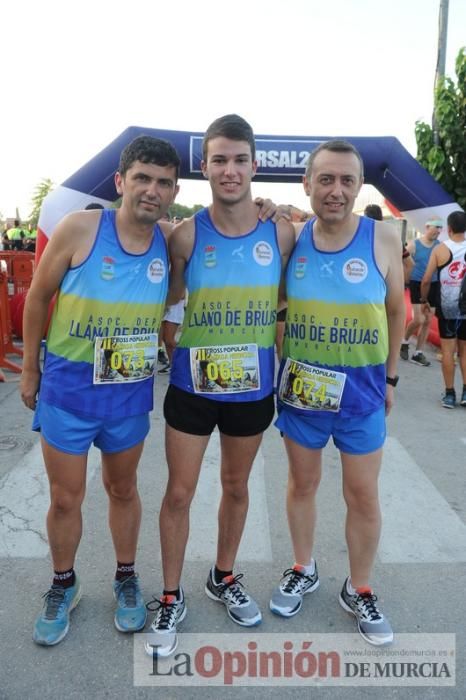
left=202, top=114, right=255, bottom=161
left=119, top=136, right=180, bottom=180
left=305, top=139, right=364, bottom=179
left=447, top=210, right=466, bottom=234
left=364, top=204, right=383, bottom=221
left=85, top=202, right=104, bottom=210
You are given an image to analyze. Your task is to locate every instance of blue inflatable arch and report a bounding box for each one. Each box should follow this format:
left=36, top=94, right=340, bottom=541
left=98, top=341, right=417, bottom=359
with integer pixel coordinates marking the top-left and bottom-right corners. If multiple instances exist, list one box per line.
left=37, top=126, right=462, bottom=254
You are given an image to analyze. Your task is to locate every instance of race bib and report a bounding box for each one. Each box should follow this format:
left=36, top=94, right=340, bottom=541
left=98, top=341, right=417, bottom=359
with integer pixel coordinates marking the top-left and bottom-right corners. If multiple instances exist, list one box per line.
left=93, top=333, right=158, bottom=384
left=278, top=358, right=346, bottom=412
left=190, top=343, right=260, bottom=394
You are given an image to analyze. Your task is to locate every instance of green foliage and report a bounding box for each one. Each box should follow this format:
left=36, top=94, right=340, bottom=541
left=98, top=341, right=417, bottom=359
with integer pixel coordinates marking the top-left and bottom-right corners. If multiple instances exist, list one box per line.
left=169, top=202, right=204, bottom=220
left=415, top=47, right=466, bottom=209
left=28, top=178, right=55, bottom=226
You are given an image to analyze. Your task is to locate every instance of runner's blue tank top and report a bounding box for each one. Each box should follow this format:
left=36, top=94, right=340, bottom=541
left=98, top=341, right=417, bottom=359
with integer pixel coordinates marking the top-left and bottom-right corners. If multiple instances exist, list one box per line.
left=170, top=208, right=281, bottom=402
left=278, top=216, right=388, bottom=417
left=40, top=209, right=168, bottom=418
left=411, top=238, right=439, bottom=281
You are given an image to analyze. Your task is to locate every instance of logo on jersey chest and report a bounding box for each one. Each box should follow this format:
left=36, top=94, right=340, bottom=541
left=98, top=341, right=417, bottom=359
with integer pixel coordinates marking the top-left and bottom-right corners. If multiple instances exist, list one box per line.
left=204, top=245, right=217, bottom=268
left=147, top=258, right=166, bottom=284
left=101, top=256, right=115, bottom=280
left=342, top=258, right=368, bottom=283
left=294, top=256, right=308, bottom=279
left=253, top=241, right=274, bottom=266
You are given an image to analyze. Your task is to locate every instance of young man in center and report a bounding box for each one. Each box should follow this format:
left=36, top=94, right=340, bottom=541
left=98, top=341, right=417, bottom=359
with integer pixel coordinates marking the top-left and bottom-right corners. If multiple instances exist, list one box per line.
left=145, top=114, right=295, bottom=657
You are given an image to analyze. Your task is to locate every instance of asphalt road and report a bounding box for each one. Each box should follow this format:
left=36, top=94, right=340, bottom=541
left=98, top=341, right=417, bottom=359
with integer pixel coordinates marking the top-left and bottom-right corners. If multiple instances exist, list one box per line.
left=0, top=342, right=464, bottom=699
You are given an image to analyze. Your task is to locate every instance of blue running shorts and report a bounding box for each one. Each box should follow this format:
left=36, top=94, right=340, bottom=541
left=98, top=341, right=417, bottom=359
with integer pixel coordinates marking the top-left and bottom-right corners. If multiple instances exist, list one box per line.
left=275, top=404, right=386, bottom=455
left=33, top=400, right=150, bottom=455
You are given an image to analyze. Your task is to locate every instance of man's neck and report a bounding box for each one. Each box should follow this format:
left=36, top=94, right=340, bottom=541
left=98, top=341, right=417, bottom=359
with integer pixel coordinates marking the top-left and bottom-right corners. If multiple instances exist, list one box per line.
left=313, top=214, right=360, bottom=251
left=115, top=208, right=155, bottom=251
left=208, top=199, right=258, bottom=237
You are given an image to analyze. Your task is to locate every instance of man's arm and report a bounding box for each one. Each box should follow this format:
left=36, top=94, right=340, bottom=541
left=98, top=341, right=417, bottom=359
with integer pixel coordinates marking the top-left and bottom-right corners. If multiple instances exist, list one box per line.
left=420, top=246, right=444, bottom=303
left=402, top=245, right=414, bottom=285
left=20, top=213, right=94, bottom=409
left=166, top=218, right=195, bottom=306
left=276, top=219, right=297, bottom=306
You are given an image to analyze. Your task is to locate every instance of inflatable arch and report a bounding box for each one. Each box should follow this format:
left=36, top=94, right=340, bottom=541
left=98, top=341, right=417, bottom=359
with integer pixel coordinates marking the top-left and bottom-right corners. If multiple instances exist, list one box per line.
left=36, top=126, right=462, bottom=259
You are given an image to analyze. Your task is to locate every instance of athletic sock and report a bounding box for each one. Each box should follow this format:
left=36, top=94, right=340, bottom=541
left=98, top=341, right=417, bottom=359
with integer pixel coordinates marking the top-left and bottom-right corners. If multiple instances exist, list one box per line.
left=295, top=559, right=315, bottom=576
left=214, top=566, right=233, bottom=584
left=163, top=588, right=181, bottom=600
left=53, top=568, right=75, bottom=589
left=445, top=387, right=455, bottom=395
left=115, top=561, right=135, bottom=581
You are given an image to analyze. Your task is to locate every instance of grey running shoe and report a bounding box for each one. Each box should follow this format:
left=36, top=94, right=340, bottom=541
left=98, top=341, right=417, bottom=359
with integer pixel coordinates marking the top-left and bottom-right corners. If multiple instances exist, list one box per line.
left=144, top=589, right=186, bottom=658
left=205, top=568, right=262, bottom=627
left=460, top=389, right=466, bottom=407
left=400, top=343, right=409, bottom=361
left=410, top=352, right=430, bottom=367
left=158, top=364, right=171, bottom=375
left=339, top=578, right=393, bottom=646
left=157, top=349, right=169, bottom=367
left=33, top=577, right=82, bottom=646
left=441, top=391, right=456, bottom=409
left=113, top=574, right=147, bottom=632
left=270, top=563, right=320, bottom=617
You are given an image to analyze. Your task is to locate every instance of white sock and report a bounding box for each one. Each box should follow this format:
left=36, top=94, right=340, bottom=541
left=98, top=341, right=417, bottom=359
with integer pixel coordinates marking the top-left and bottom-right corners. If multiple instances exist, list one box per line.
left=346, top=577, right=356, bottom=595
left=295, top=558, right=315, bottom=576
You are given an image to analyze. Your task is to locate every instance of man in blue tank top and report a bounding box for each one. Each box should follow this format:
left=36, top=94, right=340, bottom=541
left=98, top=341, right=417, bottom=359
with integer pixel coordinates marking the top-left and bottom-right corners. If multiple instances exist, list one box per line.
left=400, top=218, right=442, bottom=365
left=20, top=137, right=180, bottom=646
left=144, top=115, right=295, bottom=658
left=270, top=140, right=405, bottom=646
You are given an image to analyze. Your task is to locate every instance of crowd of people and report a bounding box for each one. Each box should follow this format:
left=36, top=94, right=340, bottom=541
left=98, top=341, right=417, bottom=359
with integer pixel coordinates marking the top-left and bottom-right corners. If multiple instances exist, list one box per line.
left=17, top=114, right=465, bottom=658
left=1, top=219, right=37, bottom=252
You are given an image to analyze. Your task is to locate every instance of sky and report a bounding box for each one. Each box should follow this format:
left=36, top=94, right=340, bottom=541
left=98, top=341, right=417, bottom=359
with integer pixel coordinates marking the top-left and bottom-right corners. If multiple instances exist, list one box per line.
left=1, top=0, right=465, bottom=221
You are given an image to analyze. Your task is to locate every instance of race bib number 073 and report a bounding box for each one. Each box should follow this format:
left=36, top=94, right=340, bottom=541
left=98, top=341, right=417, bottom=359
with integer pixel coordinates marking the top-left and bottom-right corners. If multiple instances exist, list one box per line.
left=93, top=333, right=158, bottom=385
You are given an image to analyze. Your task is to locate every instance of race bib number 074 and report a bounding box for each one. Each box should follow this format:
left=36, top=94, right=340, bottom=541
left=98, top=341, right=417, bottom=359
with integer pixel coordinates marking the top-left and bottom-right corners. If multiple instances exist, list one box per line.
left=278, top=358, right=346, bottom=412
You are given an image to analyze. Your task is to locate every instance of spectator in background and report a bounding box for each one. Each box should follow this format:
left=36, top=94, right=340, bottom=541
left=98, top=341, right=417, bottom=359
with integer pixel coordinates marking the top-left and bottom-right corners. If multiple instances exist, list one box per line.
left=364, top=204, right=383, bottom=220
left=6, top=219, right=25, bottom=250
left=400, top=218, right=442, bottom=366
left=84, top=202, right=105, bottom=210
left=23, top=224, right=37, bottom=252
left=364, top=204, right=414, bottom=285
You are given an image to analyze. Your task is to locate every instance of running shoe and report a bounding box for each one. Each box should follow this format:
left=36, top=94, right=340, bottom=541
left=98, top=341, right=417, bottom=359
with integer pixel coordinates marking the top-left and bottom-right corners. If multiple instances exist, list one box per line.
left=269, top=563, right=320, bottom=617
left=33, top=577, right=82, bottom=646
left=400, top=343, right=409, bottom=361
left=441, top=391, right=456, bottom=409
left=144, top=589, right=186, bottom=658
left=113, top=574, right=147, bottom=632
left=158, top=364, right=171, bottom=375
left=205, top=568, right=262, bottom=627
left=460, top=389, right=466, bottom=407
left=410, top=352, right=430, bottom=367
left=339, top=577, right=393, bottom=646
left=157, top=349, right=169, bottom=367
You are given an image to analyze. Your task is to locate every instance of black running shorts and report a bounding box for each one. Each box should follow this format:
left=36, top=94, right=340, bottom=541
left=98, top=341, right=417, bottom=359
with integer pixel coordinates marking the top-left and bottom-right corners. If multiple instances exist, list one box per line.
left=163, top=384, right=275, bottom=437
left=409, top=280, right=439, bottom=306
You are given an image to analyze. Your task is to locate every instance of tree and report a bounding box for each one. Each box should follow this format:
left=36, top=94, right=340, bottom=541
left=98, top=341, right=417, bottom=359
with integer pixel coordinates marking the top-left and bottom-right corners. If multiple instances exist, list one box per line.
left=28, top=178, right=55, bottom=226
left=415, top=47, right=466, bottom=209
left=169, top=202, right=204, bottom=220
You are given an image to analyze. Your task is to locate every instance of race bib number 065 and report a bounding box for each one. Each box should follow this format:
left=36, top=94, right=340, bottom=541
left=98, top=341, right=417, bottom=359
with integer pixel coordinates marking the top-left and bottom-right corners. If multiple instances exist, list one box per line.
left=190, top=343, right=260, bottom=394
left=278, top=358, right=346, bottom=412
